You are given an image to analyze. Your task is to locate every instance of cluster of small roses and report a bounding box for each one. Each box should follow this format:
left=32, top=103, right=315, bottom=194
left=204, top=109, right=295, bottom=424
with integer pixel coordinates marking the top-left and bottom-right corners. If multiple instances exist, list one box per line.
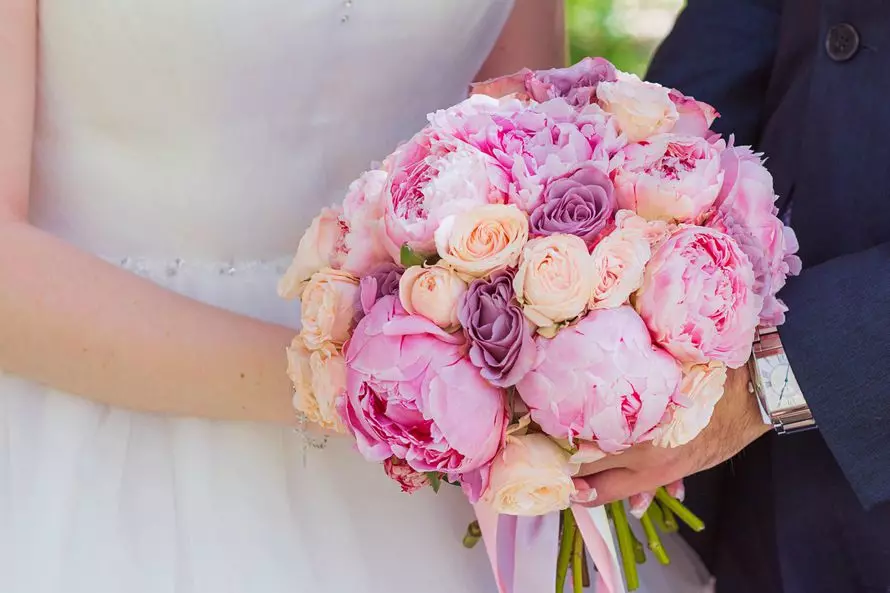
left=278, top=57, right=800, bottom=516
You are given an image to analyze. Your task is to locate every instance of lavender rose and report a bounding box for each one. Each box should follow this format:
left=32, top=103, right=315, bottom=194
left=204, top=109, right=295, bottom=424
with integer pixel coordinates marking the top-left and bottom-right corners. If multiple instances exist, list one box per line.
left=458, top=269, right=537, bottom=388
left=529, top=57, right=618, bottom=106
left=530, top=166, right=616, bottom=247
left=358, top=262, right=403, bottom=316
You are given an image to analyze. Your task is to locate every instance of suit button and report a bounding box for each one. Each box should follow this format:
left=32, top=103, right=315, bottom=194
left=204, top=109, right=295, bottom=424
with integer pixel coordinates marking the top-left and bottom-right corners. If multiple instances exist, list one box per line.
left=826, top=23, right=860, bottom=62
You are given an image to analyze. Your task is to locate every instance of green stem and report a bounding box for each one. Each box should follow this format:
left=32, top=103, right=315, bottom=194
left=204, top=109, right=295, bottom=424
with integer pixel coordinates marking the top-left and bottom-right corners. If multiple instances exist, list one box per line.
left=655, top=488, right=704, bottom=532
left=556, top=509, right=576, bottom=593
left=647, top=500, right=669, bottom=532
left=572, top=529, right=584, bottom=593
left=629, top=527, right=646, bottom=564
left=608, top=501, right=640, bottom=591
left=640, top=510, right=671, bottom=565
left=657, top=499, right=679, bottom=533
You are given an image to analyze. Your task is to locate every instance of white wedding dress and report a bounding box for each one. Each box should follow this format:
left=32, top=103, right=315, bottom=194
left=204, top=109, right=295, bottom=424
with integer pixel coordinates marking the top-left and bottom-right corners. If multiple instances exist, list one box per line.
left=0, top=1, right=711, bottom=592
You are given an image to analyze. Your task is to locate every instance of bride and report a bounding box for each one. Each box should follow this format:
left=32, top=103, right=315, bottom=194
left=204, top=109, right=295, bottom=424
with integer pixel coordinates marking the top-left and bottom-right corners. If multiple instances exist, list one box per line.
left=0, top=0, right=708, bottom=591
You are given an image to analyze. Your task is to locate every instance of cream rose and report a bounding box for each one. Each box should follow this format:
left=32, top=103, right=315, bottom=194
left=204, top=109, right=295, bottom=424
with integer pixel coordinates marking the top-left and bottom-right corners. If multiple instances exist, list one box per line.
left=286, top=338, right=347, bottom=433
left=596, top=72, right=678, bottom=143
left=486, top=433, right=580, bottom=516
left=278, top=208, right=345, bottom=299
left=299, top=268, right=360, bottom=350
left=514, top=234, right=594, bottom=330
left=398, top=265, right=468, bottom=329
left=651, top=361, right=727, bottom=448
left=589, top=211, right=668, bottom=309
left=434, top=204, right=528, bottom=278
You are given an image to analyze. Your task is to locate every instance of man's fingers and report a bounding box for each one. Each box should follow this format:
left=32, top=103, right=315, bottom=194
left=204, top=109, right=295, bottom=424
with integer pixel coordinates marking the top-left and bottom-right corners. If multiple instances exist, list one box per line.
left=576, top=446, right=644, bottom=477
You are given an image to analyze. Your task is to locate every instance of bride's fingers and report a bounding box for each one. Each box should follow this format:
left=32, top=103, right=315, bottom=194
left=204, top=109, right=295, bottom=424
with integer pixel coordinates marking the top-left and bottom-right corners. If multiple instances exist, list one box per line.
left=628, top=491, right=655, bottom=519
left=665, top=479, right=685, bottom=502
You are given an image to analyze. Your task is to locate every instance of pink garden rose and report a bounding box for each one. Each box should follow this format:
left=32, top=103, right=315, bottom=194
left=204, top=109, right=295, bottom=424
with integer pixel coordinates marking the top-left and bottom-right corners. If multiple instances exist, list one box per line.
left=516, top=306, right=681, bottom=452
left=382, top=128, right=504, bottom=257
left=340, top=295, right=507, bottom=497
left=430, top=95, right=623, bottom=212
left=708, top=144, right=801, bottom=325
left=613, top=134, right=725, bottom=223
left=636, top=226, right=762, bottom=368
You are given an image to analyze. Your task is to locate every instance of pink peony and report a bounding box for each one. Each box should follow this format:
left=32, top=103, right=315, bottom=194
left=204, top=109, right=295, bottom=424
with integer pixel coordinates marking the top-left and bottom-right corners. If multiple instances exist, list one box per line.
left=383, top=457, right=430, bottom=494
left=340, top=295, right=507, bottom=495
left=339, top=170, right=392, bottom=277
left=707, top=144, right=801, bottom=325
left=516, top=306, right=681, bottom=453
left=430, top=95, right=623, bottom=212
left=636, top=226, right=763, bottom=368
left=668, top=89, right=719, bottom=139
left=613, top=134, right=725, bottom=223
left=382, top=128, right=504, bottom=257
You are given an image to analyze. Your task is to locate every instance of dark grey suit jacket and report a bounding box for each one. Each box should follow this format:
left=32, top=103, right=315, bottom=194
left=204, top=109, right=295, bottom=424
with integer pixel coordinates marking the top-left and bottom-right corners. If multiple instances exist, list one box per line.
left=647, top=1, right=890, bottom=591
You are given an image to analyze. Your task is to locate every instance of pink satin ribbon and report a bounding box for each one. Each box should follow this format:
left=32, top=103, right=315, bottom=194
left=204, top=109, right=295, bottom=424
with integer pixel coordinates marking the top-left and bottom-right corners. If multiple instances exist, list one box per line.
left=473, top=503, right=625, bottom=593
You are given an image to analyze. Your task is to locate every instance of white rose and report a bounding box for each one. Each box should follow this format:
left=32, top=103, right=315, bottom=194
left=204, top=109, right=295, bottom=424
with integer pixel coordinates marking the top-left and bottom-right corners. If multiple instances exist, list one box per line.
left=596, top=73, right=678, bottom=143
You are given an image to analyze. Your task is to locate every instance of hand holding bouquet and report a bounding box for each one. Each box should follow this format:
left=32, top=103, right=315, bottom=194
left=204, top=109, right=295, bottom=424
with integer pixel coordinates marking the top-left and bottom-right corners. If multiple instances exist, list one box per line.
left=279, top=57, right=800, bottom=593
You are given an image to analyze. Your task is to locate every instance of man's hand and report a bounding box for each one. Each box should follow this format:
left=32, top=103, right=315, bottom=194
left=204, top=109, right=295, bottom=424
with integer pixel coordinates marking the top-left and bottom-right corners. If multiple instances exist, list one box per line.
left=574, top=365, right=770, bottom=505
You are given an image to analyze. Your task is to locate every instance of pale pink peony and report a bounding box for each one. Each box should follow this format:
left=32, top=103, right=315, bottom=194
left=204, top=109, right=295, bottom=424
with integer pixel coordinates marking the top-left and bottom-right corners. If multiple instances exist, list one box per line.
left=299, top=268, right=361, bottom=350
left=279, top=207, right=347, bottom=299
left=339, top=170, right=392, bottom=277
left=516, top=306, right=681, bottom=452
left=398, top=264, right=468, bottom=329
left=651, top=361, right=727, bottom=448
left=589, top=210, right=667, bottom=309
left=383, top=457, right=430, bottom=494
left=707, top=144, right=801, bottom=326
left=668, top=89, right=719, bottom=138
left=430, top=95, right=623, bottom=212
left=636, top=226, right=762, bottom=368
left=613, top=134, right=725, bottom=223
left=340, top=295, right=507, bottom=496
left=382, top=128, right=504, bottom=257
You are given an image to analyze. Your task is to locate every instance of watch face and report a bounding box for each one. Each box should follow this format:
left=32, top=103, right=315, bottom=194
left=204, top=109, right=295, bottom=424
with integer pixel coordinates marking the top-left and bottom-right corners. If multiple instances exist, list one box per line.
left=758, top=352, right=805, bottom=411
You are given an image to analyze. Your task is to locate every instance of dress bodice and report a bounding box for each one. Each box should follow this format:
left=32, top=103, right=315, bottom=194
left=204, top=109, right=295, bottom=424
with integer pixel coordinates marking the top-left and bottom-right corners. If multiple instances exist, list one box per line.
left=30, top=0, right=514, bottom=262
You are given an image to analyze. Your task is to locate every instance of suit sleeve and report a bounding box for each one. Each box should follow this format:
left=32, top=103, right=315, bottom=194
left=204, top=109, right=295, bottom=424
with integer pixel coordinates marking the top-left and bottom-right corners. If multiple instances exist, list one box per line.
left=779, top=244, right=890, bottom=509
left=645, top=0, right=782, bottom=146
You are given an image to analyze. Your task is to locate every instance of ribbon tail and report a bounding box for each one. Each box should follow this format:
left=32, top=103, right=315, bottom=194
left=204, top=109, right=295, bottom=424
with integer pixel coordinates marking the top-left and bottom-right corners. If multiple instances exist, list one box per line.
left=572, top=504, right=626, bottom=593
left=472, top=504, right=562, bottom=593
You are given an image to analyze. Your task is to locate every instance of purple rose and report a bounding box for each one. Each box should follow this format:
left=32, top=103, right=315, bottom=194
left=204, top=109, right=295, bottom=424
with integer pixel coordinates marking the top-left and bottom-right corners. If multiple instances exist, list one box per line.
left=458, top=269, right=537, bottom=388
left=528, top=57, right=618, bottom=106
left=529, top=165, right=616, bottom=247
left=358, top=262, right=403, bottom=316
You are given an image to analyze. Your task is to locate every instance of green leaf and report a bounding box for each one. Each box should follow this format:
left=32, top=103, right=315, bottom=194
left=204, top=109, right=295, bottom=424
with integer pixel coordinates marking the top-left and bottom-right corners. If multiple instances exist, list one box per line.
left=425, top=472, right=442, bottom=493
left=400, top=245, right=426, bottom=268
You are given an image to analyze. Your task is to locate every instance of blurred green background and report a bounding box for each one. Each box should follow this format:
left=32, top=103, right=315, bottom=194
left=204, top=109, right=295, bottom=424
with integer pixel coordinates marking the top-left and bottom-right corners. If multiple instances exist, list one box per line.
left=566, top=0, right=684, bottom=76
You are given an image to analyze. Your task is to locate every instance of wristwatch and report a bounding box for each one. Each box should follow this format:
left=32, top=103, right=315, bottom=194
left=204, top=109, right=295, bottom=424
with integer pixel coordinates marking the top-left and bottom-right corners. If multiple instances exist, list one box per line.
left=747, top=326, right=816, bottom=434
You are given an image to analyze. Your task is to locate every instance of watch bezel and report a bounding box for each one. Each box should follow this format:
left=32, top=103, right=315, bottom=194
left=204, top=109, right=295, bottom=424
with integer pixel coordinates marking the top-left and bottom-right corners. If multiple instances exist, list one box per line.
left=749, top=327, right=816, bottom=435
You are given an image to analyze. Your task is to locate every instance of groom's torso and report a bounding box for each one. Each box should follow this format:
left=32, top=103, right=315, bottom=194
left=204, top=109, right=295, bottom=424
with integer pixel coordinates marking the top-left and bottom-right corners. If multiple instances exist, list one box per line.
left=672, top=1, right=890, bottom=592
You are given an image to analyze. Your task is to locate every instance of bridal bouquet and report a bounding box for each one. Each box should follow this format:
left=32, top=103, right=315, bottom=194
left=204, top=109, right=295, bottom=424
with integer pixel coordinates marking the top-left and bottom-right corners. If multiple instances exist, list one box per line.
left=279, top=57, right=800, bottom=593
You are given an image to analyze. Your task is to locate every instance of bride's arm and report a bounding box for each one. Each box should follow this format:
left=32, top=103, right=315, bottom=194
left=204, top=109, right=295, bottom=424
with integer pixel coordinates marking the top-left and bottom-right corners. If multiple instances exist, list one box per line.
left=476, top=0, right=566, bottom=81
left=0, top=1, right=297, bottom=424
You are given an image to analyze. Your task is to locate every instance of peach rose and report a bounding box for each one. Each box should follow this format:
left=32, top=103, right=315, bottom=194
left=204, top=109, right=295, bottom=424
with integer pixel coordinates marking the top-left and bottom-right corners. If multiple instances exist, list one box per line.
left=651, top=361, right=727, bottom=448
left=434, top=204, right=528, bottom=278
left=279, top=207, right=346, bottom=299
left=485, top=433, right=580, bottom=516
left=398, top=265, right=468, bottom=329
left=299, top=268, right=360, bottom=350
left=514, top=234, right=594, bottom=331
left=596, top=73, right=678, bottom=143
left=589, top=210, right=668, bottom=309
left=286, top=338, right=346, bottom=433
